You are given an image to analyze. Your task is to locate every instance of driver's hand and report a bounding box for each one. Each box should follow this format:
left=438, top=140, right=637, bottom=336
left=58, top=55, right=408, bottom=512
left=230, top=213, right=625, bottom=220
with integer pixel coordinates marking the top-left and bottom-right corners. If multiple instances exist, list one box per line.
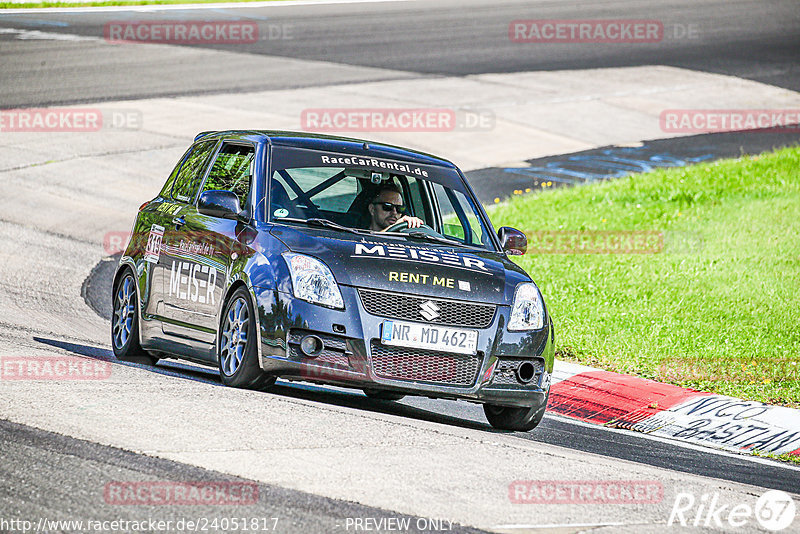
left=398, top=215, right=423, bottom=229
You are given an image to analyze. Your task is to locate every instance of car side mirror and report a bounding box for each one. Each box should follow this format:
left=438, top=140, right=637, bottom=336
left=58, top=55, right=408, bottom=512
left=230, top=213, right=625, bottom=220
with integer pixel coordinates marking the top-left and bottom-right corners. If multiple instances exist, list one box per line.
left=498, top=226, right=527, bottom=256
left=197, top=190, right=241, bottom=220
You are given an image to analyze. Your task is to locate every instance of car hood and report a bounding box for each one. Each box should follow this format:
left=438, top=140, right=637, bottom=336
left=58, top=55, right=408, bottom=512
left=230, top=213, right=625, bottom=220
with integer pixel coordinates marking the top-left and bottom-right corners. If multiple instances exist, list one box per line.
left=270, top=225, right=531, bottom=305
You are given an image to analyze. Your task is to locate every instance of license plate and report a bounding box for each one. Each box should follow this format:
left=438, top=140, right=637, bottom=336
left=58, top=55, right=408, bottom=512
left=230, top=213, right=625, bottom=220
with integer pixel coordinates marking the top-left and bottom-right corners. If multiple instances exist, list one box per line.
left=380, top=320, right=478, bottom=355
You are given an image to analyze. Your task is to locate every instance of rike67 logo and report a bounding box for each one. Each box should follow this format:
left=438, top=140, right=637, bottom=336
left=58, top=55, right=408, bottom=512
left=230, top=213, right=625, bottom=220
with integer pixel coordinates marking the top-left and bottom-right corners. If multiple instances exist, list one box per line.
left=669, top=490, right=796, bottom=531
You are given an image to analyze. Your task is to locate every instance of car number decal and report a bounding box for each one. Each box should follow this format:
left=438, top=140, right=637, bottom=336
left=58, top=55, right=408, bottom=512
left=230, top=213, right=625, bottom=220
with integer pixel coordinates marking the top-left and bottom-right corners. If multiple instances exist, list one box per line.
left=144, top=224, right=165, bottom=264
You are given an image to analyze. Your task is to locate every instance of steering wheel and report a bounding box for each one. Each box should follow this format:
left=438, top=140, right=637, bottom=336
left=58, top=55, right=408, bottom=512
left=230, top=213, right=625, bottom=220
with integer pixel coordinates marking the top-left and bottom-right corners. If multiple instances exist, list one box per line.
left=383, top=220, right=436, bottom=234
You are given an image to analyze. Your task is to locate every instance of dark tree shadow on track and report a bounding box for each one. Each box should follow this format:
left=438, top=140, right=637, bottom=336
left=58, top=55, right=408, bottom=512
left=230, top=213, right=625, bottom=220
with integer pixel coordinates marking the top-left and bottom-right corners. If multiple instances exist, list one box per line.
left=32, top=336, right=498, bottom=433
left=33, top=336, right=221, bottom=386
left=268, top=381, right=494, bottom=432
left=28, top=338, right=800, bottom=494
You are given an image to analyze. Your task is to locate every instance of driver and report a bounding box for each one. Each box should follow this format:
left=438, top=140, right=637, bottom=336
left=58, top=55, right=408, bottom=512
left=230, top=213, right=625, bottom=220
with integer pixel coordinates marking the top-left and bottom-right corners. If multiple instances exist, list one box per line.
left=367, top=183, right=423, bottom=232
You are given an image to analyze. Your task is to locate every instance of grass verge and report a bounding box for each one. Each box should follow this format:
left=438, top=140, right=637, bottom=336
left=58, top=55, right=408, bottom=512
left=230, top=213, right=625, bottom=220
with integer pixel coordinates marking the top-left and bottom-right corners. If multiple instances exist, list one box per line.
left=1, top=0, right=280, bottom=8
left=753, top=449, right=800, bottom=466
left=490, top=146, right=800, bottom=407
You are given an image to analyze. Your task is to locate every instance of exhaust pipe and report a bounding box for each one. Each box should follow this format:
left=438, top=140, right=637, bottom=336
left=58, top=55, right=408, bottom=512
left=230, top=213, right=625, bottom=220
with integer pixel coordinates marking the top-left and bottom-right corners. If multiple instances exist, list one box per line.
left=516, top=361, right=536, bottom=384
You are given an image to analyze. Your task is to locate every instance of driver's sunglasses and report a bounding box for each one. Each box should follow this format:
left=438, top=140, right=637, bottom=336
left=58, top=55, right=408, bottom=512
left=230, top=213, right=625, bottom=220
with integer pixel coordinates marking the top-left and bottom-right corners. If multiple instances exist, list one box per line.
left=373, top=201, right=407, bottom=214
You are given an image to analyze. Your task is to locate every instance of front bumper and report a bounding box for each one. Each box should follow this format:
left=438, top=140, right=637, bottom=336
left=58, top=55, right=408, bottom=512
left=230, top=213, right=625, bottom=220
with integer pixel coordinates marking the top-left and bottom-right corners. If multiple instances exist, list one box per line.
left=253, top=285, right=554, bottom=408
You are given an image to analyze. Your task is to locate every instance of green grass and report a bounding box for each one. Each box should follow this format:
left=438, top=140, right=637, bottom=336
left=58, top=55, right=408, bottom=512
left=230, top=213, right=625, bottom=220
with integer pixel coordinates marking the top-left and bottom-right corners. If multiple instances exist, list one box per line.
left=1, top=0, right=281, bottom=8
left=489, top=146, right=800, bottom=407
left=753, top=449, right=800, bottom=466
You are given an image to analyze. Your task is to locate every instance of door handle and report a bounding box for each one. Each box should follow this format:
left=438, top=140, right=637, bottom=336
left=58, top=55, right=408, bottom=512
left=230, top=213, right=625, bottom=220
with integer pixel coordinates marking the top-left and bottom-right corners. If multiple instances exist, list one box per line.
left=172, top=217, right=186, bottom=229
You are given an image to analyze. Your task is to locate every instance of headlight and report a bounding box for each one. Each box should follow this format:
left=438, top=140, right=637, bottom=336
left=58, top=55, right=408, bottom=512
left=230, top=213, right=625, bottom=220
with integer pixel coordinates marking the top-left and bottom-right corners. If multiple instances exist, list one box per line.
left=282, top=253, right=344, bottom=309
left=508, top=282, right=545, bottom=331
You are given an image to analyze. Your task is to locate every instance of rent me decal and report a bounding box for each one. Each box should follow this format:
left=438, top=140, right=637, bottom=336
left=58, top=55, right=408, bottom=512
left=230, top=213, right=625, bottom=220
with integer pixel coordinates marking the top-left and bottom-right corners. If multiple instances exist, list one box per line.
left=388, top=271, right=471, bottom=291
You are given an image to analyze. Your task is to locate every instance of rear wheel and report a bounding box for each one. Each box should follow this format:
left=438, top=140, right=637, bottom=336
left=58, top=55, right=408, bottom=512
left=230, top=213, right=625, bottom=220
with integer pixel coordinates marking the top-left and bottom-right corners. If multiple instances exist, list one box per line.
left=218, top=287, right=275, bottom=391
left=483, top=392, right=549, bottom=431
left=112, top=270, right=157, bottom=366
left=363, top=388, right=405, bottom=401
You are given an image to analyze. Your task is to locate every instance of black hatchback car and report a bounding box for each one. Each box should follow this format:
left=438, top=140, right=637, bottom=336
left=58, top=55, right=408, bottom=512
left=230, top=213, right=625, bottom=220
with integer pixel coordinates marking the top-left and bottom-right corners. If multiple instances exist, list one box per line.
left=112, top=130, right=554, bottom=431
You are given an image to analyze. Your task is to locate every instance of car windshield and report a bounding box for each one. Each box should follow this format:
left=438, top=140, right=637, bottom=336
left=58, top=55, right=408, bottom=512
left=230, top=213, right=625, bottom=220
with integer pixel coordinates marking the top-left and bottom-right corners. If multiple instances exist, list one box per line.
left=266, top=147, right=497, bottom=252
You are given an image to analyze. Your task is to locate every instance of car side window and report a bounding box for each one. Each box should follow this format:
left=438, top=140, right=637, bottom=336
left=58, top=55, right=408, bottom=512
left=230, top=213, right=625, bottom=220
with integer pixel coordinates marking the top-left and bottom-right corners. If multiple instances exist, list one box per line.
left=160, top=147, right=192, bottom=197
left=171, top=140, right=217, bottom=203
left=432, top=182, right=486, bottom=246
left=201, top=143, right=255, bottom=209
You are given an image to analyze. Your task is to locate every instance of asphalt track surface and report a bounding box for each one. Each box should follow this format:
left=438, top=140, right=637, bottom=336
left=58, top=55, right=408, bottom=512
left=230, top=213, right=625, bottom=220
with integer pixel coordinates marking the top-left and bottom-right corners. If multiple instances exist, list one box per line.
left=39, top=315, right=800, bottom=498
left=0, top=419, right=486, bottom=534
left=467, top=129, right=800, bottom=202
left=77, top=122, right=800, bottom=504
left=0, top=0, right=798, bottom=105
left=2, top=0, right=800, bottom=531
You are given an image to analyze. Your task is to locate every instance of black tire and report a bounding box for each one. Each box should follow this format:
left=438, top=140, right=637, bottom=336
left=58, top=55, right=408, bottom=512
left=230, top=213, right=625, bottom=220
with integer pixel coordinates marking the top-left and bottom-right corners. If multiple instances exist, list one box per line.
left=483, top=392, right=549, bottom=431
left=111, top=270, right=157, bottom=366
left=363, top=388, right=406, bottom=401
left=218, top=287, right=275, bottom=391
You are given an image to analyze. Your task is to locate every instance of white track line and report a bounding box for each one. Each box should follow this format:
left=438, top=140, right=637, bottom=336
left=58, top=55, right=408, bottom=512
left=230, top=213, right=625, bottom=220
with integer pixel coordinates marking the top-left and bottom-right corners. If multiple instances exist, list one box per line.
left=0, top=0, right=413, bottom=15
left=0, top=27, right=99, bottom=39
left=491, top=522, right=634, bottom=530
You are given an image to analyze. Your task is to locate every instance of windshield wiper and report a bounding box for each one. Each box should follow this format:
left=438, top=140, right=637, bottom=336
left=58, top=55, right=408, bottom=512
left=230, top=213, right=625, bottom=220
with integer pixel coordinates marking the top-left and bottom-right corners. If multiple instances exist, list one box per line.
left=279, top=217, right=367, bottom=235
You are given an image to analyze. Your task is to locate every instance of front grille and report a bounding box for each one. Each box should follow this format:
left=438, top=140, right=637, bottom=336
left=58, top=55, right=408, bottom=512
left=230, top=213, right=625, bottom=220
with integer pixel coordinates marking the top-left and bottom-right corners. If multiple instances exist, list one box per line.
left=491, top=358, right=545, bottom=386
left=287, top=329, right=351, bottom=368
left=369, top=340, right=480, bottom=386
left=359, top=289, right=495, bottom=328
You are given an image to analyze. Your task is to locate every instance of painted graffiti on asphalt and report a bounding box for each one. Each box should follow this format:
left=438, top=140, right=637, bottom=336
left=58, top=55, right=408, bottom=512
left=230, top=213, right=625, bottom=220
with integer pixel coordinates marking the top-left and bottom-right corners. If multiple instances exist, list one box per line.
left=503, top=148, right=713, bottom=184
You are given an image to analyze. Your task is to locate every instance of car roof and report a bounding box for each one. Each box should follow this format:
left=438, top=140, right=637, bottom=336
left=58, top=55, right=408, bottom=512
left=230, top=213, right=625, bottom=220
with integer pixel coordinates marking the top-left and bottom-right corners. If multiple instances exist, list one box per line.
left=194, top=130, right=458, bottom=170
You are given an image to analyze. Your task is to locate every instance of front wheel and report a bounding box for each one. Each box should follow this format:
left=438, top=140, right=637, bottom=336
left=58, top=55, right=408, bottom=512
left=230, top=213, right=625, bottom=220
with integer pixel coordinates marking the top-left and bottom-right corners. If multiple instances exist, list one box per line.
left=112, top=270, right=157, bottom=365
left=483, top=393, right=549, bottom=431
left=218, top=287, right=275, bottom=391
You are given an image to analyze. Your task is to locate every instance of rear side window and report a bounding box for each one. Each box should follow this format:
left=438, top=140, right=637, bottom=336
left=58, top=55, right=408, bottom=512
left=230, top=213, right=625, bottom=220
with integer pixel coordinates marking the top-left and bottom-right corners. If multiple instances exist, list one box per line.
left=201, top=143, right=255, bottom=208
left=160, top=147, right=192, bottom=197
left=171, top=140, right=217, bottom=203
